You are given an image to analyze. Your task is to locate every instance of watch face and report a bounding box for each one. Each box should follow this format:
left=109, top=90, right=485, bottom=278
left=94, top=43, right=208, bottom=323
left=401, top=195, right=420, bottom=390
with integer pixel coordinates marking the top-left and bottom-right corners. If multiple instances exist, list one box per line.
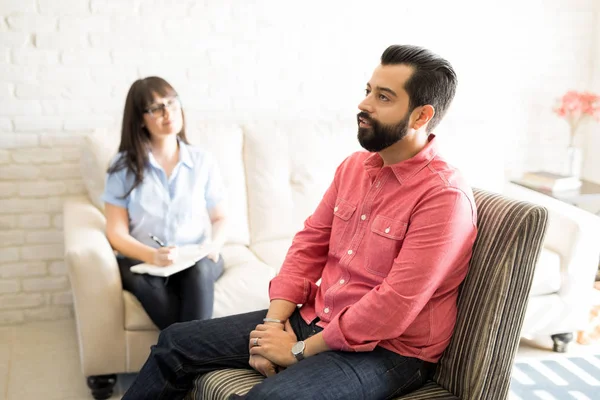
left=292, top=341, right=305, bottom=355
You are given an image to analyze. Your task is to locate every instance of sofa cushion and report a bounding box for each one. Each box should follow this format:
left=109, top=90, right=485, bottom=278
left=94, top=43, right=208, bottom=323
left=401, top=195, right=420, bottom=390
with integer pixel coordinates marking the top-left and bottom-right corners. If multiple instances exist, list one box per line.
left=123, top=245, right=275, bottom=331
left=80, top=121, right=251, bottom=245
left=249, top=238, right=292, bottom=273
left=242, top=119, right=361, bottom=244
left=529, top=248, right=562, bottom=296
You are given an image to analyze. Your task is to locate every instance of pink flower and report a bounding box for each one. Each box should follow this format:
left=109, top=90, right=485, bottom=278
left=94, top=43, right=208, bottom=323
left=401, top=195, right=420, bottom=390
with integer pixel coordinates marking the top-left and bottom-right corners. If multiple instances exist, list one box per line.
left=553, top=90, right=600, bottom=145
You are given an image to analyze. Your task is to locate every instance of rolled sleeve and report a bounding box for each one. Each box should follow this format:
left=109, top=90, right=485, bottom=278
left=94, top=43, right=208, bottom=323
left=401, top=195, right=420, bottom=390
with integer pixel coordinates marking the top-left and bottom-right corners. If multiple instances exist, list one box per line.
left=322, top=188, right=477, bottom=352
left=101, top=164, right=129, bottom=209
left=204, top=155, right=226, bottom=210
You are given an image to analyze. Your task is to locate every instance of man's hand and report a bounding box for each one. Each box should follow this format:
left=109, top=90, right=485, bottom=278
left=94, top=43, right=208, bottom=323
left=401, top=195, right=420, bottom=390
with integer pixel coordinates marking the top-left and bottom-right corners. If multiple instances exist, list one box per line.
left=248, top=354, right=278, bottom=377
left=249, top=321, right=298, bottom=368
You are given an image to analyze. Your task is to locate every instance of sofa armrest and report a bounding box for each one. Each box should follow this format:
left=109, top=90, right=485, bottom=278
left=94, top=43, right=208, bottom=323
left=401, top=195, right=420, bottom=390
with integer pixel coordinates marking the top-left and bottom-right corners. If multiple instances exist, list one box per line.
left=63, top=196, right=127, bottom=376
left=503, top=183, right=600, bottom=300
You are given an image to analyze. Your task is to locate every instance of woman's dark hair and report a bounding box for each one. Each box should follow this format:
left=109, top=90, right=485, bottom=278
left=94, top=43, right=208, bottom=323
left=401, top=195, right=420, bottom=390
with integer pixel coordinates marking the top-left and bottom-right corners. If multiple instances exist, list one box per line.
left=108, top=76, right=189, bottom=197
left=381, top=45, right=457, bottom=132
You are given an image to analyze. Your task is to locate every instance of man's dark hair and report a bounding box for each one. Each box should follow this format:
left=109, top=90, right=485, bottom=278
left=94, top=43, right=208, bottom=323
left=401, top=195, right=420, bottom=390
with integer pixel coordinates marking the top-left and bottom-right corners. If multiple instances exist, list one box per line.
left=381, top=45, right=457, bottom=132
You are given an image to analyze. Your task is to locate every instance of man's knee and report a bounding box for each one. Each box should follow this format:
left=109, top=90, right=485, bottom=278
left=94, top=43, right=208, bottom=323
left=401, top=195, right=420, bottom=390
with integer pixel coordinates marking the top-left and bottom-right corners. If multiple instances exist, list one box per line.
left=157, top=321, right=188, bottom=348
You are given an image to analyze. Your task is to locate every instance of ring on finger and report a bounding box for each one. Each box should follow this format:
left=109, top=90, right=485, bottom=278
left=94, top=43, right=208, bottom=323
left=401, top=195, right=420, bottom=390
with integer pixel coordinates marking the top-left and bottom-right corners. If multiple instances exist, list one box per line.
left=253, top=337, right=260, bottom=347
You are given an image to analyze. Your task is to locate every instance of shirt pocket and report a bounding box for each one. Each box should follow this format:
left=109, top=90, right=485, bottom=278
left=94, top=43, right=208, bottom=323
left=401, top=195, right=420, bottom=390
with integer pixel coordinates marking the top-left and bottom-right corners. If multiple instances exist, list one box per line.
left=365, top=215, right=408, bottom=277
left=330, top=198, right=357, bottom=256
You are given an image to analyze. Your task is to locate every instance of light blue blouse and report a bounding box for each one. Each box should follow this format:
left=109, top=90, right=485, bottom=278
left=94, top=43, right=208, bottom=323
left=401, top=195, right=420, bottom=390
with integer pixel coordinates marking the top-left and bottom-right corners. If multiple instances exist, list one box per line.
left=101, top=141, right=225, bottom=248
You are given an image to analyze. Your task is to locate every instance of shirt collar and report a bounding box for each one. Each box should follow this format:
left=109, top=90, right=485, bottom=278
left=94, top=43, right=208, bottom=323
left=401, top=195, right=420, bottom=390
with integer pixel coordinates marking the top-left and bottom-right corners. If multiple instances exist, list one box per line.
left=363, top=134, right=438, bottom=183
left=147, top=138, right=194, bottom=170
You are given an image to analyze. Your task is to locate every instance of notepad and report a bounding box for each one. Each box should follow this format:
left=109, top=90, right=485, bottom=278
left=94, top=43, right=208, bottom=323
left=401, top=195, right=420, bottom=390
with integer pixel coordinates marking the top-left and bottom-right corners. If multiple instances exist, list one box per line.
left=130, top=244, right=216, bottom=277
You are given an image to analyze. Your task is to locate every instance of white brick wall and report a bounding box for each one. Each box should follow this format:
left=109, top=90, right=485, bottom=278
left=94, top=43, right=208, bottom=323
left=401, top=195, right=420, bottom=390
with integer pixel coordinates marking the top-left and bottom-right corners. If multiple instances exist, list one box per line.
left=0, top=0, right=597, bottom=325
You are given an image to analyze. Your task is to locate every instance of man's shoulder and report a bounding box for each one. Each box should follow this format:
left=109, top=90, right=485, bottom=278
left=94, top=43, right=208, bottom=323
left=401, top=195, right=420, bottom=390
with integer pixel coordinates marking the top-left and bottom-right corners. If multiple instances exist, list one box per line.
left=424, top=156, right=475, bottom=200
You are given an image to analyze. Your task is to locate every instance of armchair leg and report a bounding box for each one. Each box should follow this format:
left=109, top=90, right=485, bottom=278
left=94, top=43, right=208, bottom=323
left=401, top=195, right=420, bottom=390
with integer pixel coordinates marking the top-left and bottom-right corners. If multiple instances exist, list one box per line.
left=87, top=374, right=117, bottom=400
left=550, top=333, right=574, bottom=353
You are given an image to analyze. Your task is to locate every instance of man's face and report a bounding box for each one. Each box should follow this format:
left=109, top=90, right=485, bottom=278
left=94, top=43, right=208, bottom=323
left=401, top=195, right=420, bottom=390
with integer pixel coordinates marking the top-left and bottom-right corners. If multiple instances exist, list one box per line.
left=357, top=64, right=414, bottom=152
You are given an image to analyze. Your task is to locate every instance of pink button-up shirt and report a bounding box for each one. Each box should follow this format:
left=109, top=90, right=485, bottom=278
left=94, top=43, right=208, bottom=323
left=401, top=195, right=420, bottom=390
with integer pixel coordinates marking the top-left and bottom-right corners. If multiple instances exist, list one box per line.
left=269, top=135, right=477, bottom=362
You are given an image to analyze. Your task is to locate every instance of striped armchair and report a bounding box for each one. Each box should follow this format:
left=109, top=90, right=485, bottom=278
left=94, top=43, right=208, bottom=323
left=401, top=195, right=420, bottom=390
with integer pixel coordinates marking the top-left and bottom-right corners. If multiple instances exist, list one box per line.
left=187, top=188, right=548, bottom=400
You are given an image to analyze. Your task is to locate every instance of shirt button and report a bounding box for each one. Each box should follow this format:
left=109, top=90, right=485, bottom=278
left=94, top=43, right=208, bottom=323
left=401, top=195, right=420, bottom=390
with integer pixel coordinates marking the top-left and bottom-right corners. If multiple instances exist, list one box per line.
left=324, top=307, right=330, bottom=314
left=334, top=206, right=339, bottom=212
left=385, top=227, right=391, bottom=234
left=361, top=214, right=366, bottom=220
left=339, top=279, right=345, bottom=285
left=347, top=249, right=353, bottom=255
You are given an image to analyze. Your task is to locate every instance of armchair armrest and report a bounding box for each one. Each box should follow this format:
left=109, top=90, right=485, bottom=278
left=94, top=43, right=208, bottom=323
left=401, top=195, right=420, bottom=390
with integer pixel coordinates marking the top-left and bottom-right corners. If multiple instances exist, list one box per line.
left=63, top=196, right=127, bottom=376
left=503, top=183, right=600, bottom=300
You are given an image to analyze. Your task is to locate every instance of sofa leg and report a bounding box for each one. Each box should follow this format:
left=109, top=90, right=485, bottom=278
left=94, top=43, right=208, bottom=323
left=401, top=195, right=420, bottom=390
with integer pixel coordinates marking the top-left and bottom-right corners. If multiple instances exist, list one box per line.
left=87, top=374, right=117, bottom=400
left=550, top=333, right=574, bottom=353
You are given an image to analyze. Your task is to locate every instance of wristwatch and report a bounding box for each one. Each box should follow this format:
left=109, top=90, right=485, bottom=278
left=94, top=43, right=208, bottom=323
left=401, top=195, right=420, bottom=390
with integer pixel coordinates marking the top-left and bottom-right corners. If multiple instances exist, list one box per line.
left=291, top=341, right=305, bottom=362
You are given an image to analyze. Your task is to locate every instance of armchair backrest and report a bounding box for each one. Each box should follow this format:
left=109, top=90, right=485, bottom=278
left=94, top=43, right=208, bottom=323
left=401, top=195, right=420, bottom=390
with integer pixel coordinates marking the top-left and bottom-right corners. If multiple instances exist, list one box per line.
left=434, top=188, right=548, bottom=399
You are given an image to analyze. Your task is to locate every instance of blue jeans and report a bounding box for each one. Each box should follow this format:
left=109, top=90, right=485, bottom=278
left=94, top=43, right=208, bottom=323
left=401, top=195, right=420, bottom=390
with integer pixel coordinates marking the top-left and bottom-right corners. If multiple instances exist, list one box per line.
left=122, top=309, right=433, bottom=400
left=118, top=255, right=225, bottom=330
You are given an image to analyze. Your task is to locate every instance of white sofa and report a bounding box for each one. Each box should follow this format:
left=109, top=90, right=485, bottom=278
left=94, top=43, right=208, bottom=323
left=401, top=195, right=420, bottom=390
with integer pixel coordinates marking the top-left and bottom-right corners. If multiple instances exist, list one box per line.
left=63, top=118, right=600, bottom=398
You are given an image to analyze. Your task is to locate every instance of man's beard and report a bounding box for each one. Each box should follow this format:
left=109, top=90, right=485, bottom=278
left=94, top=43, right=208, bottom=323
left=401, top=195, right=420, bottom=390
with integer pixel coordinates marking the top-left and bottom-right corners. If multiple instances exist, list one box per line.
left=357, top=112, right=410, bottom=152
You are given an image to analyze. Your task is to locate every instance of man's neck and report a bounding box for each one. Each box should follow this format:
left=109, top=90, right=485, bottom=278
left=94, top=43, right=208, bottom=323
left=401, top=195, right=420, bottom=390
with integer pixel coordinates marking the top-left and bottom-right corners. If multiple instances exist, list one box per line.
left=378, top=131, right=429, bottom=167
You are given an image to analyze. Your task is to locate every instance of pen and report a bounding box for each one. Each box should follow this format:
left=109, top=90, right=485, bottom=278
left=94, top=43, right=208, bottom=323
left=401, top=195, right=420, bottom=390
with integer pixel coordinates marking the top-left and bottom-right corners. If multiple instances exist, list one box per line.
left=148, top=234, right=166, bottom=247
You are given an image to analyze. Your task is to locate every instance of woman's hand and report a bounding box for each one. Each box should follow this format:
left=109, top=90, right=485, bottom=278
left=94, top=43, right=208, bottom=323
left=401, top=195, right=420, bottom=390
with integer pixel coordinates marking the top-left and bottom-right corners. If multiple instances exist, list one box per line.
left=151, top=246, right=178, bottom=266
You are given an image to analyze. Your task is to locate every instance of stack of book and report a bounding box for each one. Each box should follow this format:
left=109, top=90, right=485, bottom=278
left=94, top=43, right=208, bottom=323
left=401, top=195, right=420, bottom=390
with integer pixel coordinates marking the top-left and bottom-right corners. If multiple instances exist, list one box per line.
left=519, top=171, right=582, bottom=192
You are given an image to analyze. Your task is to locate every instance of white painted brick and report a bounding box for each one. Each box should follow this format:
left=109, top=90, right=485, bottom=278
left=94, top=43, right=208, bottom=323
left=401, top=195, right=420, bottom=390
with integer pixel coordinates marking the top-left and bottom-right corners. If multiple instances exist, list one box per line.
left=0, top=280, right=19, bottom=294
left=0, top=0, right=36, bottom=14
left=0, top=247, right=19, bottom=263
left=48, top=261, right=66, bottom=276
left=59, top=16, right=110, bottom=33
left=0, top=197, right=62, bottom=214
left=12, top=48, right=59, bottom=65
left=0, top=182, right=17, bottom=198
left=0, top=262, right=46, bottom=278
left=61, top=148, right=81, bottom=162
left=139, top=0, right=192, bottom=17
left=66, top=180, right=86, bottom=195
left=40, top=100, right=90, bottom=114
left=21, top=244, right=63, bottom=261
left=39, top=163, right=79, bottom=180
left=0, top=293, right=45, bottom=309
left=18, top=214, right=50, bottom=229
left=61, top=49, right=111, bottom=65
left=0, top=150, right=9, bottom=164
left=52, top=215, right=63, bottom=229
left=0, top=47, right=9, bottom=64
left=24, top=306, right=72, bottom=321
left=37, top=65, right=91, bottom=83
left=35, top=33, right=89, bottom=49
left=23, top=276, right=68, bottom=292
left=12, top=148, right=62, bottom=164
left=0, top=230, right=25, bottom=246
left=0, top=164, right=40, bottom=180
left=0, top=134, right=39, bottom=149
left=64, top=116, right=116, bottom=132
left=0, top=65, right=36, bottom=83
left=91, top=0, right=140, bottom=15
left=0, top=310, right=24, bottom=325
left=0, top=216, right=17, bottom=229
left=25, top=230, right=63, bottom=244
left=19, top=182, right=67, bottom=197
left=0, top=32, right=31, bottom=47
left=7, top=15, right=58, bottom=32
left=38, top=0, right=90, bottom=16
left=0, top=100, right=43, bottom=115
left=52, top=291, right=72, bottom=305
left=14, top=117, right=62, bottom=132
left=15, top=84, right=65, bottom=99
left=0, top=117, right=12, bottom=131
left=111, top=49, right=163, bottom=65
left=39, top=134, right=84, bottom=148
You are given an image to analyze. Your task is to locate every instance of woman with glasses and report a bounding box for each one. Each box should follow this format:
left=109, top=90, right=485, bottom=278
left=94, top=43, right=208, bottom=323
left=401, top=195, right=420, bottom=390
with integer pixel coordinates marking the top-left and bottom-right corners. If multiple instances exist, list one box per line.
left=101, top=76, right=226, bottom=330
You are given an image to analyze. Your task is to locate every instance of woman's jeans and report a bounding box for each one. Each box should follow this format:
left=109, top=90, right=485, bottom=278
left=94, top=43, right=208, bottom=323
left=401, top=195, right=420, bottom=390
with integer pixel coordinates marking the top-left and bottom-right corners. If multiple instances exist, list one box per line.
left=117, top=255, right=224, bottom=330
left=122, top=308, right=435, bottom=400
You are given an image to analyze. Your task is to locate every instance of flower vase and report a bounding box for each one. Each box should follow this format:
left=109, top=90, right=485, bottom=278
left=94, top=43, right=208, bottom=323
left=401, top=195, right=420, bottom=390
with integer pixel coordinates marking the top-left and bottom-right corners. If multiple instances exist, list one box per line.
left=564, top=145, right=582, bottom=178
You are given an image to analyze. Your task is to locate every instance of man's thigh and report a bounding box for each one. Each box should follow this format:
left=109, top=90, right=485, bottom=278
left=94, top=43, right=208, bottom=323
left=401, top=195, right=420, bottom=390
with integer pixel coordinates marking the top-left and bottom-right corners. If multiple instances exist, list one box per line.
left=244, top=347, right=425, bottom=400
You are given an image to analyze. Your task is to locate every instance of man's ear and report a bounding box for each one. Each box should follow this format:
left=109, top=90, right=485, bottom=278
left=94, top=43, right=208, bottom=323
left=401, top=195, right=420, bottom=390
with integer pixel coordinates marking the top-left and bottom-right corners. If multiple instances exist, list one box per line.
left=412, top=105, right=435, bottom=130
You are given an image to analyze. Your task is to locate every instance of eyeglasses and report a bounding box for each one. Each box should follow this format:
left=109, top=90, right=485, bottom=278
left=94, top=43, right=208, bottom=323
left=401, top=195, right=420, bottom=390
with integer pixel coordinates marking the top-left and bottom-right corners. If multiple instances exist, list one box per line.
left=145, top=97, right=181, bottom=119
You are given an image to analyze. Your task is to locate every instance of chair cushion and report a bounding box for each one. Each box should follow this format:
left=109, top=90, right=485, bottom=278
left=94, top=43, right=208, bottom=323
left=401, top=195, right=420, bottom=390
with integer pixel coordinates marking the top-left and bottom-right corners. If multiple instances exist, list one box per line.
left=529, top=248, right=561, bottom=296
left=187, top=370, right=459, bottom=400
left=123, top=245, right=275, bottom=331
left=249, top=238, right=293, bottom=272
